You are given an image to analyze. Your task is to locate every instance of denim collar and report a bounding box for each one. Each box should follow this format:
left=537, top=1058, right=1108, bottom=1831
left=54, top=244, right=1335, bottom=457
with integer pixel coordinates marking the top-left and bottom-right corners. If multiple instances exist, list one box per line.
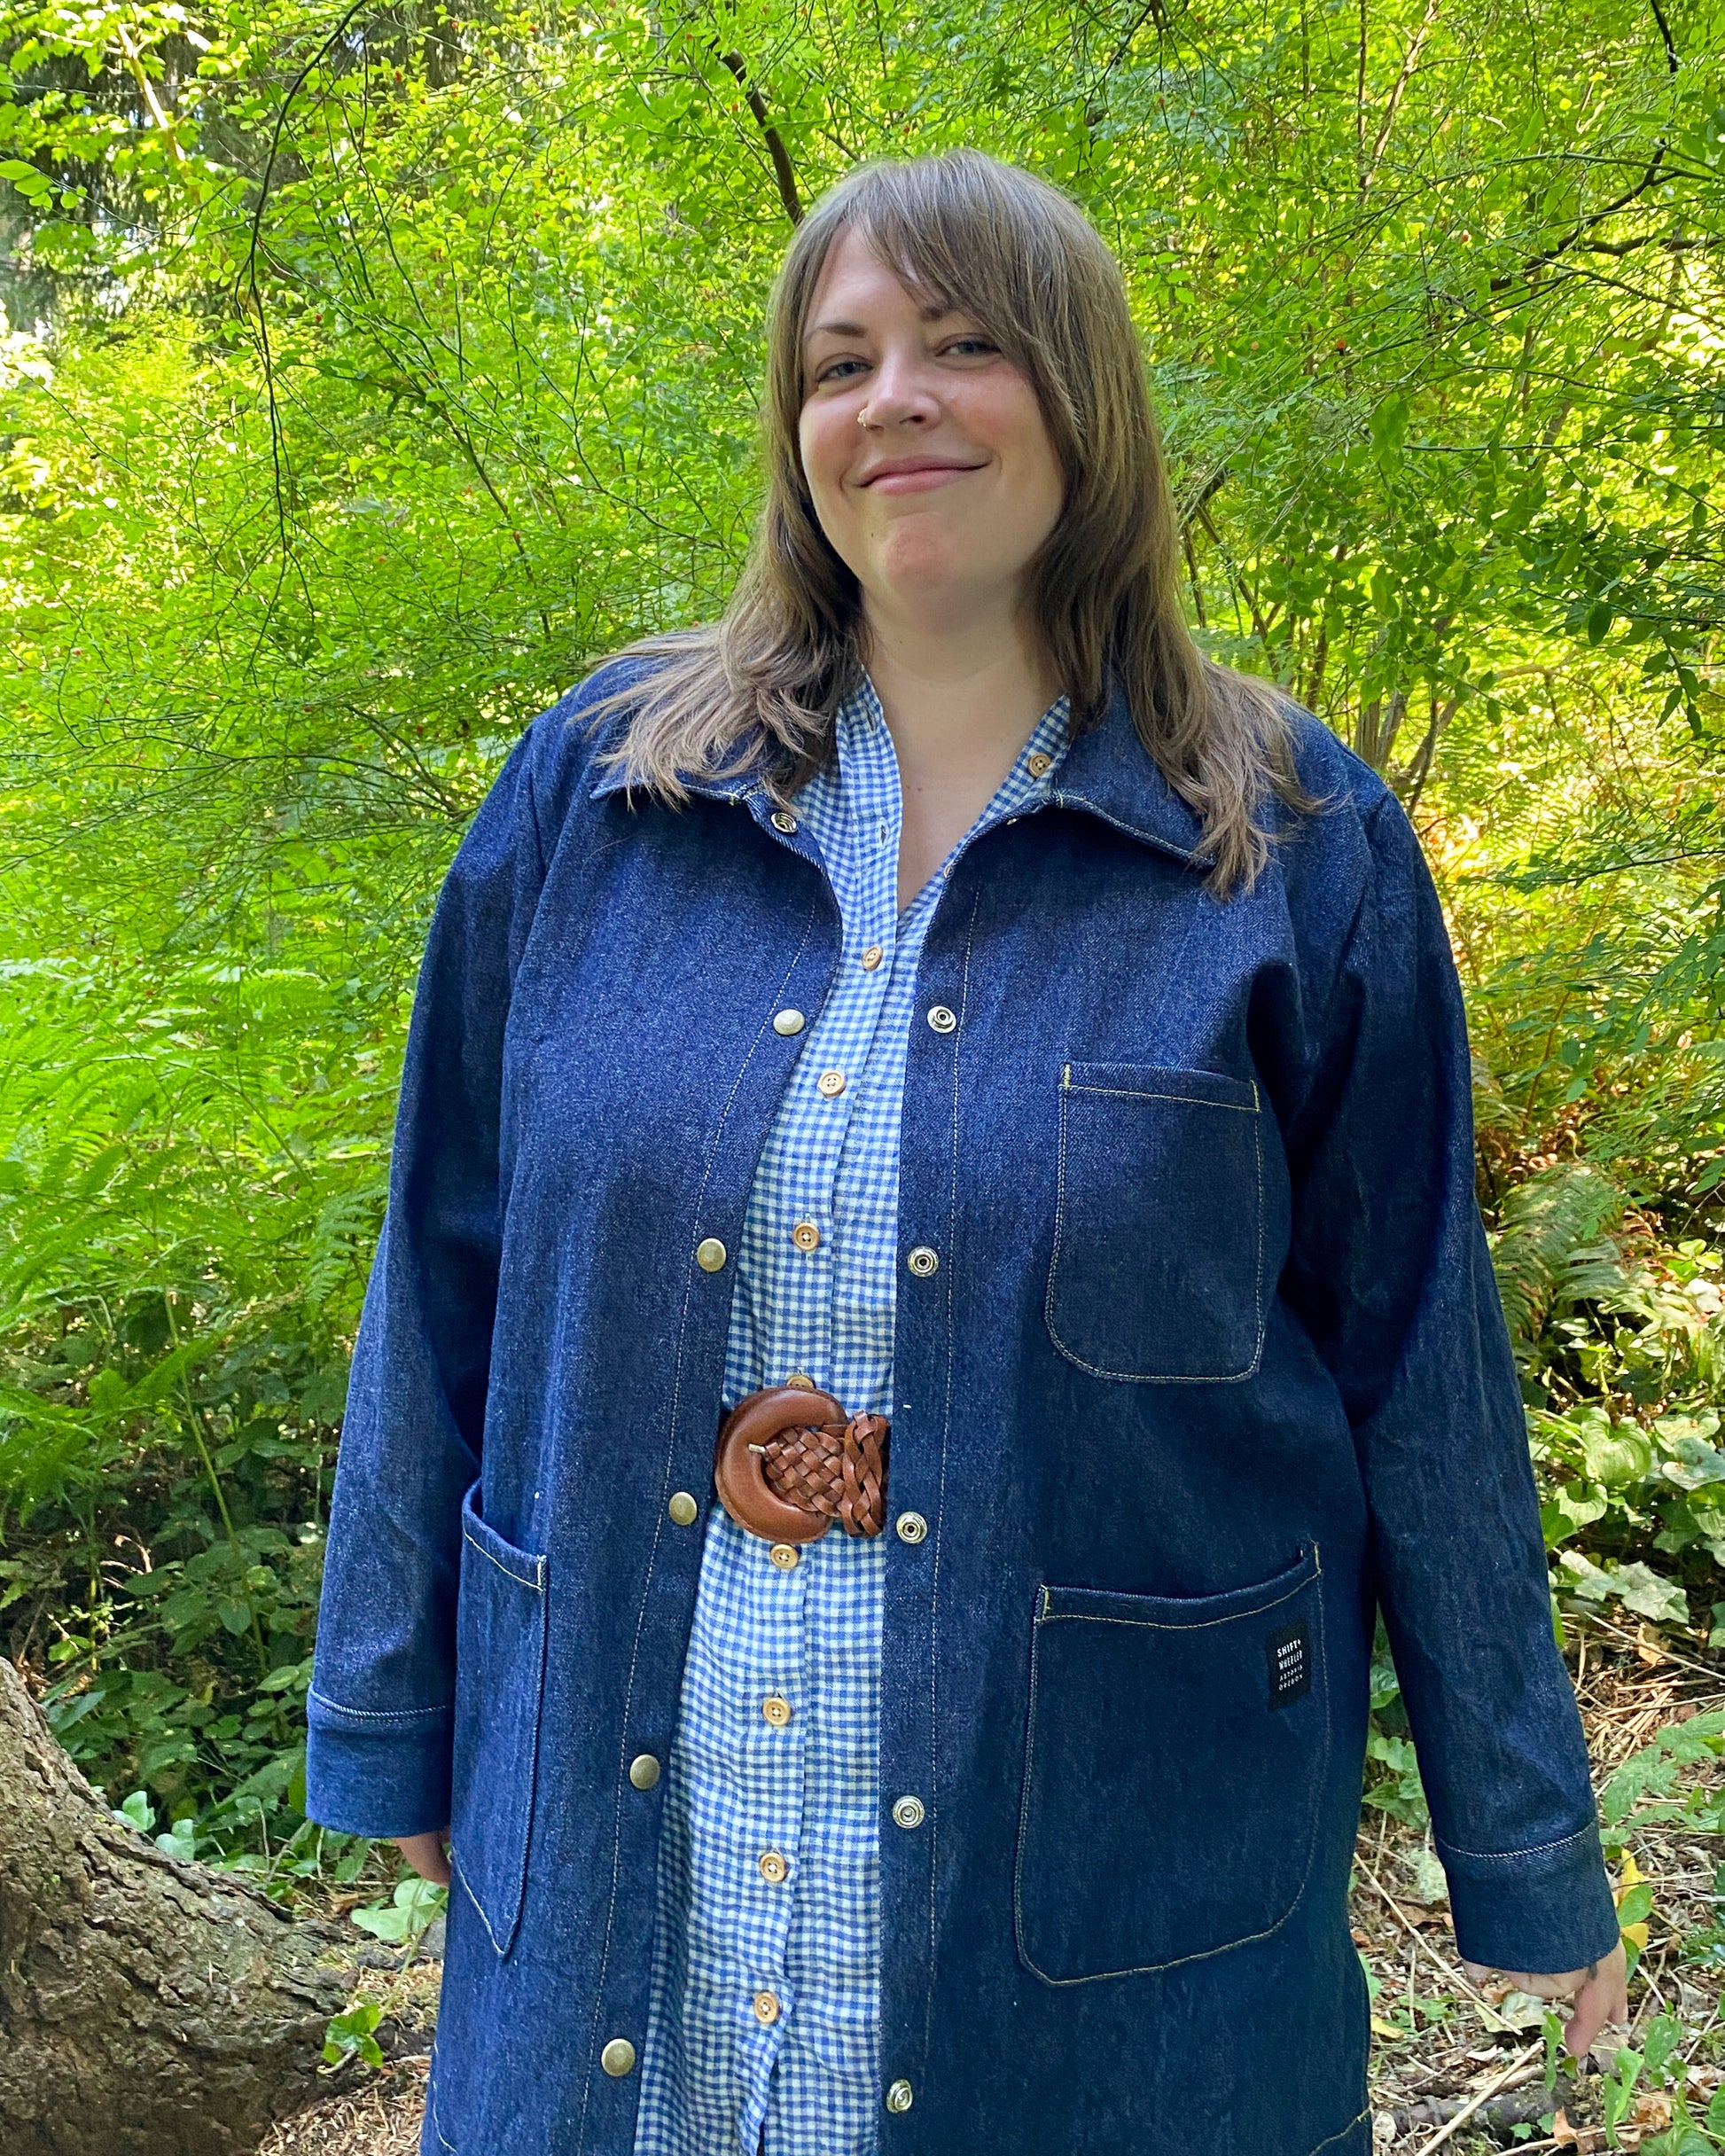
left=587, top=670, right=1211, bottom=871
left=1046, top=676, right=1210, bottom=870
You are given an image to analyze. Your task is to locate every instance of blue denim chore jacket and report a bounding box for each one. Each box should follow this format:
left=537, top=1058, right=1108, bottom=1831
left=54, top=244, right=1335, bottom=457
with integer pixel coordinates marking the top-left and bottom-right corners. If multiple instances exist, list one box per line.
left=308, top=659, right=1620, bottom=2156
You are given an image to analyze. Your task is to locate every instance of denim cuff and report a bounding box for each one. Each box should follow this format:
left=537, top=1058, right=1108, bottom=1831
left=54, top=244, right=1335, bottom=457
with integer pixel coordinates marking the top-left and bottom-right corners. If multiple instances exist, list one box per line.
left=305, top=1688, right=455, bottom=1840
left=1437, top=1816, right=1620, bottom=1976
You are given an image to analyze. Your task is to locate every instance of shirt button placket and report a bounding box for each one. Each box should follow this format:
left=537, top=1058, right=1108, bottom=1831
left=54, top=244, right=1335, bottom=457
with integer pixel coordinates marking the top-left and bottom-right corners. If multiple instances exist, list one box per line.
left=749, top=1512, right=807, bottom=2097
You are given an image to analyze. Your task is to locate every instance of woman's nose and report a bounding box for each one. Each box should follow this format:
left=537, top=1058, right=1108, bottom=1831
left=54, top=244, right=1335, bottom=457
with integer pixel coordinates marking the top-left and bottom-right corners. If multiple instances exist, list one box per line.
left=862, top=348, right=940, bottom=426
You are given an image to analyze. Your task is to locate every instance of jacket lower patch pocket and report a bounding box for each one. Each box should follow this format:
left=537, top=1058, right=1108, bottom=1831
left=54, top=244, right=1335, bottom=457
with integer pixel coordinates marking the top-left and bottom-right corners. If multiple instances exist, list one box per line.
left=450, top=1480, right=548, bottom=1958
left=1014, top=1545, right=1327, bottom=1985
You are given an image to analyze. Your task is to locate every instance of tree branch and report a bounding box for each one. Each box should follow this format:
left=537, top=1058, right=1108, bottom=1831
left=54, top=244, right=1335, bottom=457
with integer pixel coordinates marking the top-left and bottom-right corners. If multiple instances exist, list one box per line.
left=1488, top=0, right=1682, bottom=292
left=1361, top=0, right=1441, bottom=196
left=714, top=48, right=802, bottom=224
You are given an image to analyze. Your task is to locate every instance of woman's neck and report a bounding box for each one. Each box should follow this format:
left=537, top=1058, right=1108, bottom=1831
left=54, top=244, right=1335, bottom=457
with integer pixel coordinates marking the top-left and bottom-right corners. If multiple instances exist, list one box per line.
left=858, top=603, right=1064, bottom=913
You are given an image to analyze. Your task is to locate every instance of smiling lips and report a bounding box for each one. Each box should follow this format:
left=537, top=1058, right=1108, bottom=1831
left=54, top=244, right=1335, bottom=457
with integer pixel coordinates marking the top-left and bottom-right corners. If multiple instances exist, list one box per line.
left=861, top=460, right=985, bottom=493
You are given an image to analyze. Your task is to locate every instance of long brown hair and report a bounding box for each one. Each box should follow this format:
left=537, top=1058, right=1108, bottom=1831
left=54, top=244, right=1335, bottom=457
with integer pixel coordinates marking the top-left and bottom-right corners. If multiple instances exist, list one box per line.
left=584, top=147, right=1303, bottom=893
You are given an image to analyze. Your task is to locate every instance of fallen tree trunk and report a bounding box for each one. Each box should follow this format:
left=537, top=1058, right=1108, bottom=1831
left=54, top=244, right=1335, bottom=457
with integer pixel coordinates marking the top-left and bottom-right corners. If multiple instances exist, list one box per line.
left=0, top=1655, right=350, bottom=2156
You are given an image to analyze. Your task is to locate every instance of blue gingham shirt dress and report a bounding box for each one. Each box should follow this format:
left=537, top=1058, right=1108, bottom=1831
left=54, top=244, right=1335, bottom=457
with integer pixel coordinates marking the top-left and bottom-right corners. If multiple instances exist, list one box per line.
left=631, top=675, right=1072, bottom=2156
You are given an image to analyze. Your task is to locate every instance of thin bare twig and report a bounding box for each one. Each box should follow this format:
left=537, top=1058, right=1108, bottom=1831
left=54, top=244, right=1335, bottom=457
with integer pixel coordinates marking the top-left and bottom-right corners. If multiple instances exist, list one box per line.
left=1353, top=1855, right=1514, bottom=2033
left=1411, top=2039, right=1543, bottom=2156
left=1572, top=1611, right=1721, bottom=1686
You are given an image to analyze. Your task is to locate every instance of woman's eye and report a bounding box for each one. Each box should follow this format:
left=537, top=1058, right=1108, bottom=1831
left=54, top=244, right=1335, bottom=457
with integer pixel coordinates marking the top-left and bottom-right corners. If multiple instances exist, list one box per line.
left=811, top=338, right=995, bottom=387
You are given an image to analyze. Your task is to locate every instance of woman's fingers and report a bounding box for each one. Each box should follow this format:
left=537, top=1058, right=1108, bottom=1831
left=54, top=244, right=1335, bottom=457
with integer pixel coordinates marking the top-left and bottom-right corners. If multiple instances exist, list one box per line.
left=1463, top=1962, right=1579, bottom=1998
left=1561, top=1942, right=1630, bottom=2058
left=1460, top=1941, right=1630, bottom=2058
left=393, top=1828, right=453, bottom=1886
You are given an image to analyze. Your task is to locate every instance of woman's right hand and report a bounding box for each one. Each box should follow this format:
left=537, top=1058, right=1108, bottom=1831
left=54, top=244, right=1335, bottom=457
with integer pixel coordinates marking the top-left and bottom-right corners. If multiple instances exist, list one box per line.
left=394, top=1829, right=452, bottom=1886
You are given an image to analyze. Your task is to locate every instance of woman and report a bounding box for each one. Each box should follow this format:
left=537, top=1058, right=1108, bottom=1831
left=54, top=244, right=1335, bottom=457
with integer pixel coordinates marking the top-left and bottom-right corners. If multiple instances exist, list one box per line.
left=307, top=150, right=1625, bottom=2156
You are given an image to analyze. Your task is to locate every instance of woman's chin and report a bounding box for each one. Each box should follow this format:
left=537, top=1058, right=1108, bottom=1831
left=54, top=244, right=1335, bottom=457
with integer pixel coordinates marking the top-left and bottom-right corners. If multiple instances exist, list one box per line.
left=862, top=541, right=1000, bottom=614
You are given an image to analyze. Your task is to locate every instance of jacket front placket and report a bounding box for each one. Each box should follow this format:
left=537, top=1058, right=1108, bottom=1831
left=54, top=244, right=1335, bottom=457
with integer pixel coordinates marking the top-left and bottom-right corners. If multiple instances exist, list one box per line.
left=568, top=776, right=855, bottom=2150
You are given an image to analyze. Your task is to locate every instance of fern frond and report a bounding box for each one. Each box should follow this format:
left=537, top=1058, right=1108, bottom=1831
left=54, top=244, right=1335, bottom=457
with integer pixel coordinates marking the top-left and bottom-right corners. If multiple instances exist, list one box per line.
left=1490, top=1162, right=1627, bottom=1348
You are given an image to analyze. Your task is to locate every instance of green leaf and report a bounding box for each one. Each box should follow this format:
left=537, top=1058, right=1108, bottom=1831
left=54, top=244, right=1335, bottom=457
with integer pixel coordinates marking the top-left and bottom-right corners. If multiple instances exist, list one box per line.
left=1370, top=394, right=1410, bottom=456
left=1642, top=2126, right=1715, bottom=2156
left=1612, top=1563, right=1690, bottom=1625
left=350, top=1875, right=447, bottom=1944
left=1643, top=2013, right=1683, bottom=2087
left=322, top=1999, right=385, bottom=2071
left=154, top=1816, right=197, bottom=1861
left=1581, top=1421, right=1653, bottom=1488
left=1541, top=1487, right=1607, bottom=1548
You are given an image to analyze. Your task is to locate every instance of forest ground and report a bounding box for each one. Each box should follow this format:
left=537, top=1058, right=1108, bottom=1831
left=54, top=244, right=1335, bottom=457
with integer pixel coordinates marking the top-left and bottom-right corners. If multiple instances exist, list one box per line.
left=254, top=1614, right=1725, bottom=2156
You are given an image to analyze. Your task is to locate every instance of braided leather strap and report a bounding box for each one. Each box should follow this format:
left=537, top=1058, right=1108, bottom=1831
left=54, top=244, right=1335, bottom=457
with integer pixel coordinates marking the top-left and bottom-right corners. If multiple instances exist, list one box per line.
left=760, top=1413, right=890, bottom=1539
left=714, top=1386, right=893, bottom=1544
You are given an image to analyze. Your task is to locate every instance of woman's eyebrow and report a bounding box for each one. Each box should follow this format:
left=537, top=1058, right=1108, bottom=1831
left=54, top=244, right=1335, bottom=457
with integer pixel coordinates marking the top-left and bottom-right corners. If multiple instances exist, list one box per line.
left=803, top=301, right=959, bottom=348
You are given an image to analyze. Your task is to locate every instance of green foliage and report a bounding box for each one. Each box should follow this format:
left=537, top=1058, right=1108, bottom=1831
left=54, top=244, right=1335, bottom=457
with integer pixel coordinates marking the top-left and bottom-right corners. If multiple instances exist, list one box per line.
left=1603, top=2045, right=1646, bottom=2149
left=351, top=1873, right=448, bottom=1946
left=322, top=1998, right=385, bottom=2073
left=1598, top=1709, right=1725, bottom=1838
left=0, top=0, right=1721, bottom=1856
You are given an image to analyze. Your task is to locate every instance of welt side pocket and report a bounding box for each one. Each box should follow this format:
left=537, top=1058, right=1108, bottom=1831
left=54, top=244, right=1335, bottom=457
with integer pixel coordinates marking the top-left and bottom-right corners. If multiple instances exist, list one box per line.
left=449, top=1480, right=548, bottom=1959
left=1045, top=1061, right=1266, bottom=1384
left=1014, top=1544, right=1327, bottom=1986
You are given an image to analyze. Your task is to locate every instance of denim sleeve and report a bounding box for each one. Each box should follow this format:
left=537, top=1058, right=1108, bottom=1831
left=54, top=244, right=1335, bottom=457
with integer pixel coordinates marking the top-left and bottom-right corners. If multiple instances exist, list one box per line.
left=305, top=725, right=548, bottom=1839
left=1284, top=790, right=1620, bottom=1977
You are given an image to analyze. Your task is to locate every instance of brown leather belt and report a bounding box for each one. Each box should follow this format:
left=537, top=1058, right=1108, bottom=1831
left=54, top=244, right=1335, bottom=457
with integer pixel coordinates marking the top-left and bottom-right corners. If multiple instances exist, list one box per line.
left=714, top=1384, right=891, bottom=1543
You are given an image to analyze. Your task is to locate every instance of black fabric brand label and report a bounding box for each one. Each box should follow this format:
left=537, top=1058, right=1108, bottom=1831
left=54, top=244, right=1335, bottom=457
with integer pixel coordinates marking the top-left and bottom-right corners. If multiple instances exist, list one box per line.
left=1265, top=1618, right=1312, bottom=1710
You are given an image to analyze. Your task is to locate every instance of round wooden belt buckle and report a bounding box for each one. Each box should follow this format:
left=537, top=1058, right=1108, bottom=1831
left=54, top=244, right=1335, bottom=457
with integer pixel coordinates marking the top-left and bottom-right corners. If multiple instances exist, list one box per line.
left=714, top=1385, right=847, bottom=1544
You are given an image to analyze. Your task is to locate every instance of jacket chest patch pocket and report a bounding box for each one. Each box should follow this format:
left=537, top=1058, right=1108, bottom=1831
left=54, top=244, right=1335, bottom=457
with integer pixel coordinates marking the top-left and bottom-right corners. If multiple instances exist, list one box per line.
left=450, top=1480, right=549, bottom=1959
left=1013, top=1545, right=1327, bottom=1986
left=1046, top=1062, right=1266, bottom=1383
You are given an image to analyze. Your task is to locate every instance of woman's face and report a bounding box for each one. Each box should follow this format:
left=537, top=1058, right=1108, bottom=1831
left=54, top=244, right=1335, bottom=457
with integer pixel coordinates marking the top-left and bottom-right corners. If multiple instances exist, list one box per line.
left=796, top=226, right=1065, bottom=627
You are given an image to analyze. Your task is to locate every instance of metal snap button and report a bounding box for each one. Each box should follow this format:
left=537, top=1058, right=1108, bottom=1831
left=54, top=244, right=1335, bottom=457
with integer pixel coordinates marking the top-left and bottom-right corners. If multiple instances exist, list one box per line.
left=886, top=2079, right=914, bottom=2113
left=925, top=1004, right=957, bottom=1034
left=895, top=1511, right=928, bottom=1544
left=891, top=1794, right=925, bottom=1830
left=696, top=1238, right=727, bottom=1272
left=770, top=810, right=798, bottom=834
left=772, top=1007, right=805, bottom=1035
left=628, top=1754, right=660, bottom=1791
left=668, top=1490, right=699, bottom=1527
left=601, top=2037, right=637, bottom=2077
left=906, top=1246, right=939, bottom=1277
